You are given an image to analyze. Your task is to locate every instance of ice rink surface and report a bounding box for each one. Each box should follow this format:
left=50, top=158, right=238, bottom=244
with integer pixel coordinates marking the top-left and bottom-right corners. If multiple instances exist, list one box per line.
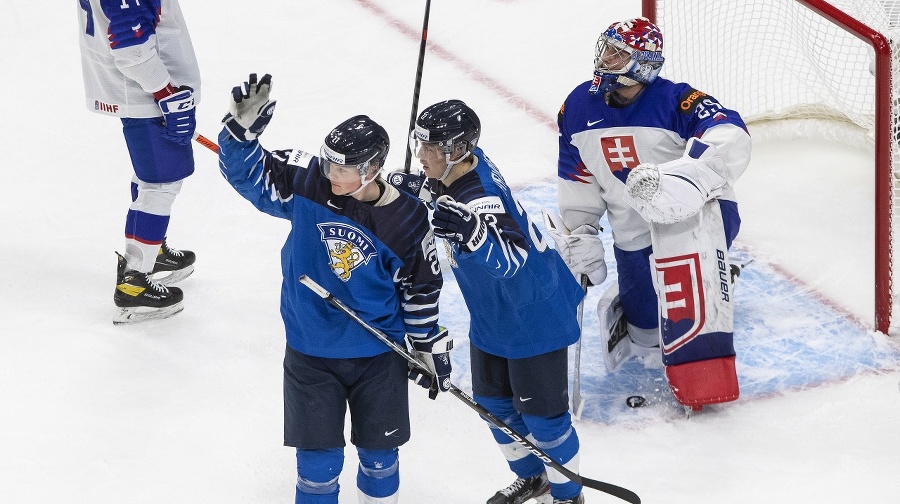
left=2, top=1, right=899, bottom=503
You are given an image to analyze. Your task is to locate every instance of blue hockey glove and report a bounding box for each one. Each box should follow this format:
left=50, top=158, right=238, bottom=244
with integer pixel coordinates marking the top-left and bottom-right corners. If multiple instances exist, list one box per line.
left=157, top=86, right=196, bottom=145
left=407, top=326, right=453, bottom=400
left=223, top=73, right=277, bottom=142
left=384, top=168, right=426, bottom=197
left=432, top=195, right=488, bottom=252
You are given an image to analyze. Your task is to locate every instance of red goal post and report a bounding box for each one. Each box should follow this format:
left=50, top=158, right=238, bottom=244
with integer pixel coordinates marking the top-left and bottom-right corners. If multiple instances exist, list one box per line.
left=643, top=0, right=899, bottom=334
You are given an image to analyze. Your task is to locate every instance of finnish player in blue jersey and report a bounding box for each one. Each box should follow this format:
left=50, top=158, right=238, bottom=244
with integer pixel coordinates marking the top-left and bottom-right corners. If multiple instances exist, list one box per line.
left=77, top=0, right=199, bottom=324
left=552, top=18, right=752, bottom=409
left=217, top=74, right=448, bottom=504
left=406, top=100, right=587, bottom=504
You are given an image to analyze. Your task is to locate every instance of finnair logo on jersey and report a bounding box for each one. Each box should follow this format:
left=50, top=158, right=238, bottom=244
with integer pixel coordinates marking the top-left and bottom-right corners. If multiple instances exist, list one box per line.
left=469, top=196, right=503, bottom=214
left=600, top=136, right=640, bottom=184
left=655, top=253, right=705, bottom=355
left=288, top=150, right=313, bottom=168
left=318, top=223, right=377, bottom=281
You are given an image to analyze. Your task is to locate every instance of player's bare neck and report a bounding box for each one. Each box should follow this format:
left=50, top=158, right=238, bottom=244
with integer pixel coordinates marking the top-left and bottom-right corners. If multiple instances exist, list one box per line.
left=606, top=84, right=646, bottom=108
left=354, top=178, right=385, bottom=204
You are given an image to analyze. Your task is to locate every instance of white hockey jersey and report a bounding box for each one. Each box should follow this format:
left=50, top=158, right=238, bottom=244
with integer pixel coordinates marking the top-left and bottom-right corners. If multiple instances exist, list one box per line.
left=77, top=0, right=201, bottom=118
left=557, top=78, right=750, bottom=251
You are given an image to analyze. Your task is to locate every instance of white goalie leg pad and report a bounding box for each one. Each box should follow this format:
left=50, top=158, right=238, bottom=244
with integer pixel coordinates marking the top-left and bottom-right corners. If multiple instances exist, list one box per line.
left=597, top=283, right=632, bottom=373
left=625, top=138, right=727, bottom=224
left=599, top=285, right=662, bottom=373
left=649, top=200, right=739, bottom=407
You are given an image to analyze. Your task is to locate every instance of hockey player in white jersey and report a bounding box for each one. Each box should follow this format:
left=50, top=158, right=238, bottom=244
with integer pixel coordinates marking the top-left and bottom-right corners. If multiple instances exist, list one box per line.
left=406, top=100, right=586, bottom=504
left=77, top=0, right=199, bottom=324
left=552, top=17, right=752, bottom=409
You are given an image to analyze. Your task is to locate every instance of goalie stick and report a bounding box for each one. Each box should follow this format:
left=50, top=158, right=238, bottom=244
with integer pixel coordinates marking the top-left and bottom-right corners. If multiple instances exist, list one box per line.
left=298, top=274, right=641, bottom=504
left=541, top=209, right=591, bottom=419
left=572, top=274, right=588, bottom=419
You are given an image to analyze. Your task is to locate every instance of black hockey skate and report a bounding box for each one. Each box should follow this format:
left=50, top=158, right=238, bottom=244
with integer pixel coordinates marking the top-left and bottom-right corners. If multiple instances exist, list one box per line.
left=487, top=473, right=550, bottom=504
left=553, top=494, right=584, bottom=504
left=151, top=239, right=195, bottom=286
left=114, top=253, right=184, bottom=325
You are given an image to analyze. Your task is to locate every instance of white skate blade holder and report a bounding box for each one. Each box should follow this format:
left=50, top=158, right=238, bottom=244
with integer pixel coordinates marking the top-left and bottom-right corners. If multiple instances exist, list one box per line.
left=113, top=302, right=184, bottom=325
left=151, top=265, right=195, bottom=286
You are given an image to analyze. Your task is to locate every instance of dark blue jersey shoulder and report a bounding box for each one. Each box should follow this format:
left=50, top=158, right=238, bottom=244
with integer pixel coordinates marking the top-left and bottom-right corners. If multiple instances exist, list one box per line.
left=100, top=0, right=161, bottom=49
left=560, top=78, right=747, bottom=141
left=274, top=151, right=431, bottom=258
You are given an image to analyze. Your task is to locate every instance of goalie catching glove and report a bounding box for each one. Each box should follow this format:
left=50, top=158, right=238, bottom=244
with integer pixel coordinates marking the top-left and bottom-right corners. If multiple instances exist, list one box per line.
left=407, top=326, right=453, bottom=400
left=223, top=73, right=277, bottom=142
left=432, top=195, right=488, bottom=252
left=624, top=137, right=727, bottom=224
left=542, top=210, right=607, bottom=285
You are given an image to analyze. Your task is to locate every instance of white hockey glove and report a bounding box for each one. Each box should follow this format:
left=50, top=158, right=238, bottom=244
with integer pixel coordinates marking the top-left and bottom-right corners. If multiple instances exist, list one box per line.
left=542, top=210, right=607, bottom=285
left=624, top=138, right=727, bottom=224
left=407, top=326, right=453, bottom=400
left=223, top=73, right=277, bottom=142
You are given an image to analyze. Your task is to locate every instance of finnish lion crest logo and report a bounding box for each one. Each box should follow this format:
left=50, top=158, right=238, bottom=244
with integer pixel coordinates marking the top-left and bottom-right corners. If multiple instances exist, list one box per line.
left=318, top=223, right=377, bottom=281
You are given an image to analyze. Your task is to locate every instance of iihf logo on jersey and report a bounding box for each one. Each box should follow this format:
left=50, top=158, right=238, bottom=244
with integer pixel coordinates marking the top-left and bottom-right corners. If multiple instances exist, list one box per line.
left=318, top=223, right=377, bottom=281
left=655, top=253, right=706, bottom=355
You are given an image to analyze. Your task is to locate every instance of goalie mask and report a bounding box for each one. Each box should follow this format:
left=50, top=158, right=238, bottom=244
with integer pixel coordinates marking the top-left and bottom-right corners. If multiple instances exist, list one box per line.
left=590, top=17, right=665, bottom=95
left=320, top=115, right=390, bottom=195
left=412, top=100, right=481, bottom=181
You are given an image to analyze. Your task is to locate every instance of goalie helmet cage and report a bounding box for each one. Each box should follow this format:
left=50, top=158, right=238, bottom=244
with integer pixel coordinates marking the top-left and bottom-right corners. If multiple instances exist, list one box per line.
left=642, top=0, right=900, bottom=335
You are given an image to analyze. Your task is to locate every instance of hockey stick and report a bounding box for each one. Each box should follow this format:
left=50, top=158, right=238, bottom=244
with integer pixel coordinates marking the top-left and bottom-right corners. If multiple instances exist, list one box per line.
left=571, top=274, right=589, bottom=419
left=298, top=274, right=641, bottom=504
left=193, top=131, right=219, bottom=153
left=403, top=0, right=432, bottom=173
left=540, top=209, right=591, bottom=419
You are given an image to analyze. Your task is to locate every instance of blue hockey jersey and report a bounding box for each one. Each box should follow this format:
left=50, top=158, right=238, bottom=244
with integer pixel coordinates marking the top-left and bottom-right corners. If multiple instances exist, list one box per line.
left=217, top=130, right=442, bottom=359
left=428, top=148, right=584, bottom=359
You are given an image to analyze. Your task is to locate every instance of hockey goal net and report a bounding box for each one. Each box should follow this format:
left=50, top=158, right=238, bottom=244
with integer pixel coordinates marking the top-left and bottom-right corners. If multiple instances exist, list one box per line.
left=643, top=0, right=900, bottom=334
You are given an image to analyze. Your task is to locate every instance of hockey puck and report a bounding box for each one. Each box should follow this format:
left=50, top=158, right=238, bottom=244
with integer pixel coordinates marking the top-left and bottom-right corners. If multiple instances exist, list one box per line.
left=626, top=395, right=646, bottom=408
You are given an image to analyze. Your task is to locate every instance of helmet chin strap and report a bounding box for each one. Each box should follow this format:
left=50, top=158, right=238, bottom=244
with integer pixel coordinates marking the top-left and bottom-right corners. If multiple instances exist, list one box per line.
left=437, top=148, right=471, bottom=182
left=344, top=168, right=382, bottom=198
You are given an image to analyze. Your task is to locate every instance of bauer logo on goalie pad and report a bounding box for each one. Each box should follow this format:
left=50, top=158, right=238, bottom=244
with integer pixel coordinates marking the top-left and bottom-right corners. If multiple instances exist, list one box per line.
left=655, top=253, right=705, bottom=355
left=600, top=136, right=641, bottom=184
left=317, top=223, right=377, bottom=281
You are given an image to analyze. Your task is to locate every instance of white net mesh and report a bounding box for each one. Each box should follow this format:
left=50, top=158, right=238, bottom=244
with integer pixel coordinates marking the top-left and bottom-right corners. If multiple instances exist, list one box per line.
left=650, top=0, right=899, bottom=333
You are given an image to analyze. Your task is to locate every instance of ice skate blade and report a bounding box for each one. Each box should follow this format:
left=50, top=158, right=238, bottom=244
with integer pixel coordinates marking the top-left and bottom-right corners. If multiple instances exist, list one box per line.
left=532, top=493, right=554, bottom=504
left=113, top=302, right=184, bottom=325
left=151, top=265, right=194, bottom=286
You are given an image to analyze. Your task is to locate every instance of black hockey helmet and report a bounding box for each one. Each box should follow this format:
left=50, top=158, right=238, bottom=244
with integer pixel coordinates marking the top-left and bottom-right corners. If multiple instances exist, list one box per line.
left=413, top=100, right=481, bottom=155
left=320, top=115, right=390, bottom=178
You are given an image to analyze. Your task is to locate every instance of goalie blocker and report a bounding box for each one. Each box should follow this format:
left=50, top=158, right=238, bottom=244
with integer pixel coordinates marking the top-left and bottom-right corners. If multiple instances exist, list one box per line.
left=650, top=199, right=738, bottom=409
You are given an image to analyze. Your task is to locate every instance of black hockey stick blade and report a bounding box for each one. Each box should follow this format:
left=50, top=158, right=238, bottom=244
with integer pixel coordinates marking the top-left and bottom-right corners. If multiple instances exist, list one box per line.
left=298, top=274, right=641, bottom=504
